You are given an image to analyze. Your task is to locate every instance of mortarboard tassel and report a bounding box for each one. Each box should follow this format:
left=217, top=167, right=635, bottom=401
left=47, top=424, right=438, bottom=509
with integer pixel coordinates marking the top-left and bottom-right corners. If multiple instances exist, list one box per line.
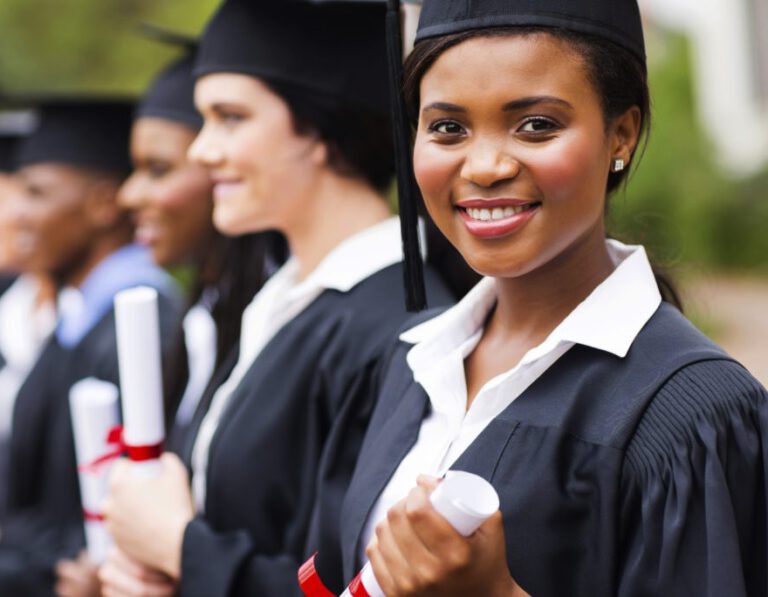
left=386, top=0, right=426, bottom=311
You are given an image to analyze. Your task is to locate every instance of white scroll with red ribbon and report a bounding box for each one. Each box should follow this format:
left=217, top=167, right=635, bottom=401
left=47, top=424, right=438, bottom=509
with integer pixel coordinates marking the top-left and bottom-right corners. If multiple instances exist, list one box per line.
left=69, top=377, right=121, bottom=564
left=114, top=286, right=165, bottom=477
left=298, top=471, right=501, bottom=597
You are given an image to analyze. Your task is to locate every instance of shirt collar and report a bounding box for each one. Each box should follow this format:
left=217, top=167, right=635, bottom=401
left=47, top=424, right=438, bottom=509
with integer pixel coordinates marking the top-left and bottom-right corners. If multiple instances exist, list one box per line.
left=56, top=244, right=180, bottom=348
left=0, top=275, right=55, bottom=368
left=401, top=240, right=661, bottom=361
left=299, top=216, right=403, bottom=294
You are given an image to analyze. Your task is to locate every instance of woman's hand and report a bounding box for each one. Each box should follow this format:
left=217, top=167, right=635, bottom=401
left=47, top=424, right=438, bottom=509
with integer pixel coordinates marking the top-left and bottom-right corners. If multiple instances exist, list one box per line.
left=99, top=546, right=177, bottom=597
left=103, top=452, right=194, bottom=579
left=365, top=476, right=527, bottom=597
left=54, top=550, right=100, bottom=597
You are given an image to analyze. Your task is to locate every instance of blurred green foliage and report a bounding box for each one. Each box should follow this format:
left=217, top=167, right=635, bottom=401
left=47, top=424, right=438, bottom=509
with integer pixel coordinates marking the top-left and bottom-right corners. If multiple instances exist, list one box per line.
left=0, top=5, right=765, bottom=272
left=0, top=0, right=218, bottom=94
left=609, top=33, right=768, bottom=274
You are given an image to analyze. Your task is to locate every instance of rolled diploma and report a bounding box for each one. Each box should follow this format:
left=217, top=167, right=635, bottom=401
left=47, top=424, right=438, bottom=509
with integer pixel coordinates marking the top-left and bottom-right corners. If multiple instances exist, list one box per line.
left=114, top=286, right=165, bottom=476
left=69, top=378, right=120, bottom=564
left=343, top=471, right=500, bottom=597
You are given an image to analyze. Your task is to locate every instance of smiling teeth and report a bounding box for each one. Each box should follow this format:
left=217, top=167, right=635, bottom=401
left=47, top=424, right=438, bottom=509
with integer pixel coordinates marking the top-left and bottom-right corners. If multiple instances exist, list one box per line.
left=466, top=206, right=527, bottom=221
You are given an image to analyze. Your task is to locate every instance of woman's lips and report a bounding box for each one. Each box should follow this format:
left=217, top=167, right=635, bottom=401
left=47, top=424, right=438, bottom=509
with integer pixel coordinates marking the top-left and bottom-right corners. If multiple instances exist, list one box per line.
left=134, top=224, right=159, bottom=247
left=455, top=198, right=541, bottom=239
left=212, top=180, right=244, bottom=201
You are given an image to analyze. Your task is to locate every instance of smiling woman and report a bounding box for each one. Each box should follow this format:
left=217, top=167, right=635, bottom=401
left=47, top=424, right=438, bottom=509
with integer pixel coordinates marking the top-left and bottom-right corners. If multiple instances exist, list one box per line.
left=298, top=1, right=768, bottom=596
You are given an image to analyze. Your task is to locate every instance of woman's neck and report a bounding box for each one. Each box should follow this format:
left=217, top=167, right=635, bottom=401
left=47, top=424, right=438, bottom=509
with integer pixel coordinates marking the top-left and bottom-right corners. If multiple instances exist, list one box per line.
left=283, top=173, right=391, bottom=281
left=490, top=227, right=615, bottom=347
left=57, top=231, right=133, bottom=291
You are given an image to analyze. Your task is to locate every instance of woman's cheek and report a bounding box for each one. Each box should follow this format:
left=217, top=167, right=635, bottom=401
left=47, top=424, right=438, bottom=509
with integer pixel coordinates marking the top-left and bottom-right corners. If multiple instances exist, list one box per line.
left=157, top=172, right=212, bottom=212
left=527, top=130, right=608, bottom=207
left=414, top=143, right=459, bottom=212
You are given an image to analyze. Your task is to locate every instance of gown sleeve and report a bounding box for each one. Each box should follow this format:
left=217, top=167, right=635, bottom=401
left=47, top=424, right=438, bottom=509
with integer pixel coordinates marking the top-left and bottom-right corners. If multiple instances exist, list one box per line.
left=618, top=359, right=768, bottom=597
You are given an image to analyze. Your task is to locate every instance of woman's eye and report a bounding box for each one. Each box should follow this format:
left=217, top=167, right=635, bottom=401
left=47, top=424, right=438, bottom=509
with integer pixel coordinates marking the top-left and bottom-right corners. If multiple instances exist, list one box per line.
left=147, top=163, right=171, bottom=179
left=518, top=117, right=558, bottom=134
left=428, top=120, right=465, bottom=136
left=220, top=112, right=245, bottom=126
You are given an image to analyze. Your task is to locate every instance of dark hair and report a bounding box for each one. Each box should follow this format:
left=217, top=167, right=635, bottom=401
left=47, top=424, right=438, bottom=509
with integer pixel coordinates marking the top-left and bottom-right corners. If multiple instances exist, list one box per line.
left=267, top=80, right=396, bottom=194
left=403, top=26, right=682, bottom=309
left=163, top=231, right=288, bottom=423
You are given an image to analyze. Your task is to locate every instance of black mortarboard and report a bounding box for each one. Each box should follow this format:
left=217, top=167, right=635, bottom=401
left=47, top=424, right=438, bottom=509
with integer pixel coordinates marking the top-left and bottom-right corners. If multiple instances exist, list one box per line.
left=137, top=52, right=202, bottom=130
left=0, top=137, right=17, bottom=172
left=15, top=98, right=134, bottom=176
left=136, top=25, right=202, bottom=130
left=0, top=110, right=36, bottom=172
left=195, top=0, right=389, bottom=113
left=416, top=0, right=645, bottom=61
left=383, top=0, right=645, bottom=310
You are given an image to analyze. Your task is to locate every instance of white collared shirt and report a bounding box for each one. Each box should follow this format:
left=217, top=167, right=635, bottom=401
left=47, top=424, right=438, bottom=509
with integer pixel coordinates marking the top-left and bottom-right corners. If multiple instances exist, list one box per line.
left=173, top=304, right=218, bottom=428
left=191, top=217, right=404, bottom=511
left=0, top=275, right=56, bottom=440
left=359, top=240, right=662, bottom=560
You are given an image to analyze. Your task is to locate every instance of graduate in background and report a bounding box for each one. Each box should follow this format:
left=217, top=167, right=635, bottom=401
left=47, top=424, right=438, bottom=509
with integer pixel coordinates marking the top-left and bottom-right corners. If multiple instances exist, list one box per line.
left=0, top=109, right=37, bottom=288
left=0, top=108, right=56, bottom=529
left=55, top=46, right=281, bottom=597
left=0, top=98, right=183, bottom=596
left=116, top=44, right=283, bottom=451
left=302, top=0, right=768, bottom=595
left=100, top=1, right=454, bottom=595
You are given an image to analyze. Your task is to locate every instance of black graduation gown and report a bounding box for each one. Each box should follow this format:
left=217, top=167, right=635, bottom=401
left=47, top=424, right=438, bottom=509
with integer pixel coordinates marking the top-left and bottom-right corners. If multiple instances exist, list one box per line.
left=0, top=275, right=15, bottom=299
left=0, top=295, right=181, bottom=596
left=332, top=303, right=768, bottom=597
left=177, top=263, right=453, bottom=597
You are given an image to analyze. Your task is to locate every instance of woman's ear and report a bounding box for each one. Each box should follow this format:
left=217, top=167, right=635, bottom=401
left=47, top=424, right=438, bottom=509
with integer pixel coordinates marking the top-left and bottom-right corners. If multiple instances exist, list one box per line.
left=309, top=137, right=329, bottom=168
left=609, top=106, right=642, bottom=169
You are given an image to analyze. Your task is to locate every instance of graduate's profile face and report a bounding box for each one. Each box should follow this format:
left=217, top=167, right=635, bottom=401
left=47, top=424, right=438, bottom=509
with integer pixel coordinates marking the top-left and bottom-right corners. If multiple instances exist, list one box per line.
left=0, top=173, right=24, bottom=271
left=190, top=73, right=322, bottom=237
left=120, top=118, right=214, bottom=268
left=413, top=33, right=628, bottom=279
left=10, top=163, right=100, bottom=277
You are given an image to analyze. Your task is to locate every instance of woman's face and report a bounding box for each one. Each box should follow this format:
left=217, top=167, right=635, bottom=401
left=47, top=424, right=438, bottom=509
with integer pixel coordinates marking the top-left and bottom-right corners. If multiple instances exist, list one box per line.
left=9, top=163, right=101, bottom=279
left=189, top=73, right=323, bottom=237
left=0, top=173, right=23, bottom=271
left=119, top=118, right=214, bottom=268
left=413, top=33, right=632, bottom=279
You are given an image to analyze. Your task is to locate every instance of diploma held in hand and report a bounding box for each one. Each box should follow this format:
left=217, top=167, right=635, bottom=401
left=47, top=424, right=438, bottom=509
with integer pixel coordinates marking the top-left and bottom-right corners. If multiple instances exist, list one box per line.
left=114, top=286, right=165, bottom=476
left=299, top=471, right=501, bottom=597
left=70, top=377, right=120, bottom=564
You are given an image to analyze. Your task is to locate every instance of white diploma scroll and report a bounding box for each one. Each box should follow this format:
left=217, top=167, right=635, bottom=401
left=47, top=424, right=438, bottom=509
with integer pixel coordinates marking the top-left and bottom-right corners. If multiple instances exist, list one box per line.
left=69, top=378, right=120, bottom=564
left=114, top=286, right=165, bottom=476
left=342, top=471, right=500, bottom=597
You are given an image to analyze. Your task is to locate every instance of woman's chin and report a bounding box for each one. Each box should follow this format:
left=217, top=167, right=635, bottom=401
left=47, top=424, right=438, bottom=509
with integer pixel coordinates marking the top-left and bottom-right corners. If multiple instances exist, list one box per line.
left=212, top=211, right=265, bottom=238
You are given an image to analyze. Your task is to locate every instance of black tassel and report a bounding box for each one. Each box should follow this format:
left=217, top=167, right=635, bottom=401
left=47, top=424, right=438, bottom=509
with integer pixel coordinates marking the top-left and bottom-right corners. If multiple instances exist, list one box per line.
left=385, top=0, right=426, bottom=312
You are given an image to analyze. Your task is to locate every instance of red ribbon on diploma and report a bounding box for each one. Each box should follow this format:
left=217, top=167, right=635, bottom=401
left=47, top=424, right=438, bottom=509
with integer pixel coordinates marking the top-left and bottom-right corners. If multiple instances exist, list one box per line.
left=298, top=553, right=336, bottom=597
left=77, top=425, right=164, bottom=475
left=347, top=572, right=371, bottom=597
left=82, top=509, right=105, bottom=522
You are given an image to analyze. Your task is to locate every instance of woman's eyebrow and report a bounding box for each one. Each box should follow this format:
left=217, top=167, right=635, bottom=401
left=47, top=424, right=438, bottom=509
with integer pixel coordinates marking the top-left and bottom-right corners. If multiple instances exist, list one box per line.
left=421, top=96, right=574, bottom=115
left=502, top=96, right=573, bottom=111
left=421, top=101, right=466, bottom=114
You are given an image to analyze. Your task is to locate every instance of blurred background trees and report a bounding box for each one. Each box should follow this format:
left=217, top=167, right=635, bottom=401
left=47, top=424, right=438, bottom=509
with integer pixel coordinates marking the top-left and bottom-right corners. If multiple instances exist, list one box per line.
left=0, top=0, right=217, bottom=93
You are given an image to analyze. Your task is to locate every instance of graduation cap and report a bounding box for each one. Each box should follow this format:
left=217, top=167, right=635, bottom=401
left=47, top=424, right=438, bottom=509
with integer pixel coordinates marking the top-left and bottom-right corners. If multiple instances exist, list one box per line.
left=0, top=109, right=36, bottom=172
left=416, top=0, right=645, bottom=60
left=14, top=97, right=135, bottom=176
left=136, top=25, right=201, bottom=130
left=195, top=0, right=389, bottom=113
